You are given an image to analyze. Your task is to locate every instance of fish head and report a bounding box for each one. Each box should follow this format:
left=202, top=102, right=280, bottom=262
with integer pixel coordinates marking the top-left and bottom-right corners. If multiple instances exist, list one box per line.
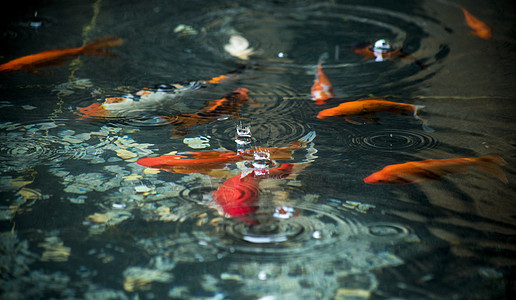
left=363, top=169, right=413, bottom=185
left=317, top=107, right=339, bottom=119
left=363, top=171, right=388, bottom=184
left=231, top=88, right=250, bottom=102
left=234, top=87, right=249, bottom=96
left=317, top=102, right=358, bottom=119
left=372, top=39, right=393, bottom=53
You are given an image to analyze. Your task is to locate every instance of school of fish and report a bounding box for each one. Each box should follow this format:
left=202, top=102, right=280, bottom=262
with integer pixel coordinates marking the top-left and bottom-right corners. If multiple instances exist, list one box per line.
left=1, top=5, right=504, bottom=222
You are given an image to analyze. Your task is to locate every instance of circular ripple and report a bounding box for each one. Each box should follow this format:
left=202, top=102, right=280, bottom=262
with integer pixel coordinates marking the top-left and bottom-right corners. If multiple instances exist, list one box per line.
left=193, top=2, right=448, bottom=94
left=208, top=116, right=315, bottom=151
left=180, top=203, right=368, bottom=258
left=136, top=184, right=418, bottom=265
left=368, top=223, right=412, bottom=238
left=0, top=121, right=101, bottom=172
left=349, top=129, right=439, bottom=152
left=179, top=185, right=218, bottom=205
left=228, top=219, right=304, bottom=244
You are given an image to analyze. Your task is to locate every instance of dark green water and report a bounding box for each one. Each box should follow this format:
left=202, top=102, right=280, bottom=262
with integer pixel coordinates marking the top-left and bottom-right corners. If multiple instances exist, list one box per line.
left=1, top=0, right=515, bottom=299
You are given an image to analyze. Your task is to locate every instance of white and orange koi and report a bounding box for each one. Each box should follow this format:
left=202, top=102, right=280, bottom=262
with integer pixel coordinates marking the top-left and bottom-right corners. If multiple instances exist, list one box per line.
left=311, top=53, right=334, bottom=105
left=352, top=39, right=426, bottom=69
left=77, top=75, right=229, bottom=119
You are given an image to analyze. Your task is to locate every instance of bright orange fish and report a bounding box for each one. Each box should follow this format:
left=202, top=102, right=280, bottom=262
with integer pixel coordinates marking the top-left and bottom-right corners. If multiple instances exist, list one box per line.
left=364, top=155, right=508, bottom=185
left=136, top=132, right=314, bottom=175
left=317, top=98, right=433, bottom=131
left=461, top=7, right=492, bottom=40
left=0, top=37, right=123, bottom=72
left=137, top=150, right=242, bottom=176
left=352, top=39, right=426, bottom=69
left=161, top=88, right=250, bottom=137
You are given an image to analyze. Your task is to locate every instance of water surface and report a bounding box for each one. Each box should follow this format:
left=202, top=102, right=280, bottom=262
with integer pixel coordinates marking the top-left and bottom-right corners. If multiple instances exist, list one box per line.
left=1, top=0, right=515, bottom=299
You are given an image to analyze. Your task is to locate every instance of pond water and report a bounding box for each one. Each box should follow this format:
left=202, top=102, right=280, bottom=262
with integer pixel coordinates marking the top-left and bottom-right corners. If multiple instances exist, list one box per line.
left=1, top=0, right=515, bottom=299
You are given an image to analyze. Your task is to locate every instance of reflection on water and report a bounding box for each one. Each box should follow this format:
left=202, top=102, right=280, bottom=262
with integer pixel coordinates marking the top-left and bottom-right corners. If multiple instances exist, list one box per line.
left=1, top=0, right=515, bottom=299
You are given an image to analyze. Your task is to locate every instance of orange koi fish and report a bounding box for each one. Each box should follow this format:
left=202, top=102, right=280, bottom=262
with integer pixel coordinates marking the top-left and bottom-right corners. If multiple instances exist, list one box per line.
left=161, top=88, right=250, bottom=137
left=0, top=37, right=123, bottom=72
left=137, top=150, right=242, bottom=176
left=311, top=53, right=334, bottom=105
left=317, top=98, right=433, bottom=132
left=136, top=131, right=316, bottom=175
left=461, top=7, right=492, bottom=40
left=364, top=155, right=508, bottom=185
left=352, top=39, right=426, bottom=69
left=213, top=163, right=294, bottom=221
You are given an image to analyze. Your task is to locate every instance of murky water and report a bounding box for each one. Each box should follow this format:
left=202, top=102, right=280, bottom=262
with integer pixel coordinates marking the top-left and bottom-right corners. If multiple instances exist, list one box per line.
left=1, top=0, right=515, bottom=299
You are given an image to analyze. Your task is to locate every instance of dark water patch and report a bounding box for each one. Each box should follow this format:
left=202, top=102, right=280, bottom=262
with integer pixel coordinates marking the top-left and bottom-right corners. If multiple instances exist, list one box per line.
left=373, top=245, right=507, bottom=299
left=1, top=0, right=514, bottom=299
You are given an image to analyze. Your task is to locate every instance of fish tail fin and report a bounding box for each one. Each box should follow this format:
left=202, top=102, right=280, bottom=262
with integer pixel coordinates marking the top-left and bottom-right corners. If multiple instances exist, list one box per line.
left=298, top=131, right=316, bottom=144
left=412, top=104, right=425, bottom=119
left=413, top=105, right=435, bottom=132
left=474, top=155, right=508, bottom=183
left=78, top=103, right=108, bottom=118
left=421, top=122, right=435, bottom=132
left=317, top=52, right=329, bottom=66
left=81, top=37, right=124, bottom=55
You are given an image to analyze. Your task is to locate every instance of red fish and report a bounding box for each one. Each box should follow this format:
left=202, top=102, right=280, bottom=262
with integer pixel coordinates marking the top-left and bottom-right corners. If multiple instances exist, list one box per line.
left=212, top=170, right=261, bottom=218
left=161, top=88, right=250, bottom=137
left=364, top=155, right=508, bottom=185
left=317, top=98, right=432, bottom=131
left=212, top=163, right=294, bottom=221
left=461, top=7, right=492, bottom=40
left=311, top=53, right=334, bottom=105
left=0, top=37, right=123, bottom=72
left=352, top=39, right=426, bottom=68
